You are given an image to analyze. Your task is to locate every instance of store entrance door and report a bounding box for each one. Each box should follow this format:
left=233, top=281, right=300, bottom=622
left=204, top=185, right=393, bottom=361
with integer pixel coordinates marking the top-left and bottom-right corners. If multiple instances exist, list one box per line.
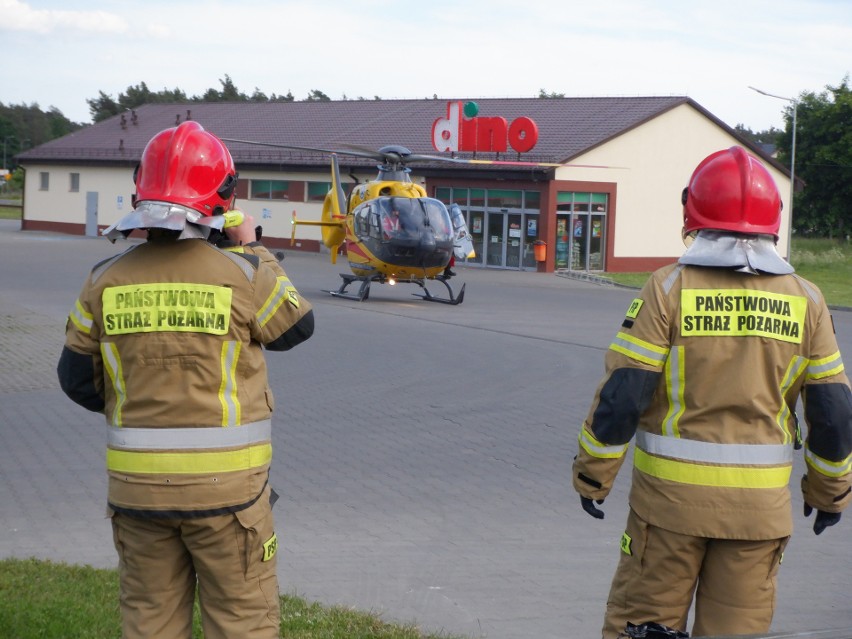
left=506, top=214, right=523, bottom=268
left=486, top=211, right=505, bottom=267
left=568, top=213, right=606, bottom=271
left=484, top=212, right=532, bottom=269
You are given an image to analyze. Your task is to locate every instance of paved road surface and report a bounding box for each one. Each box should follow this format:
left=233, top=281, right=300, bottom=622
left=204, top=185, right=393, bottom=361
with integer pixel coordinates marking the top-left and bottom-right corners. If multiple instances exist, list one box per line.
left=1, top=220, right=851, bottom=638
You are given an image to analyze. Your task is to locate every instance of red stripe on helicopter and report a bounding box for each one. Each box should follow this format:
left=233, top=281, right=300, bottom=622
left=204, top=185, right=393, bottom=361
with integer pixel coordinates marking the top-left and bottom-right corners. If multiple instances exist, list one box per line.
left=346, top=241, right=370, bottom=260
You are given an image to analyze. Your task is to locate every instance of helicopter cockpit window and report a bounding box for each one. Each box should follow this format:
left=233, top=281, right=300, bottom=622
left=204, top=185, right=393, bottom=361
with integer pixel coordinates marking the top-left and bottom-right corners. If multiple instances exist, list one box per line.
left=367, top=206, right=382, bottom=239
left=355, top=207, right=371, bottom=237
left=420, top=198, right=453, bottom=242
left=378, top=198, right=406, bottom=240
left=375, top=197, right=453, bottom=242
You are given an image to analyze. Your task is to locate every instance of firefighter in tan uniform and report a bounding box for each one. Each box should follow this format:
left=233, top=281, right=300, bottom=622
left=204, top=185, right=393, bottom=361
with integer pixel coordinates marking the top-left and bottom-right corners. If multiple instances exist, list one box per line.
left=572, top=147, right=852, bottom=638
left=57, top=121, right=314, bottom=639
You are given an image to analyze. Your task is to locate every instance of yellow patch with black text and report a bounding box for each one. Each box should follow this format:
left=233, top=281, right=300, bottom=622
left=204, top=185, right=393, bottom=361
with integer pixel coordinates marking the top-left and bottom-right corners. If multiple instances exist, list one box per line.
left=285, top=286, right=300, bottom=308
left=262, top=533, right=278, bottom=562
left=625, top=298, right=644, bottom=319
left=620, top=532, right=633, bottom=556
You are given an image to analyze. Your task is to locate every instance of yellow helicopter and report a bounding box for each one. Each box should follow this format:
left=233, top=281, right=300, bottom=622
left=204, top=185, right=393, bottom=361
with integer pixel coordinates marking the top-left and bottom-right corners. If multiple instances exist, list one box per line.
left=222, top=140, right=476, bottom=304
left=219, top=138, right=615, bottom=304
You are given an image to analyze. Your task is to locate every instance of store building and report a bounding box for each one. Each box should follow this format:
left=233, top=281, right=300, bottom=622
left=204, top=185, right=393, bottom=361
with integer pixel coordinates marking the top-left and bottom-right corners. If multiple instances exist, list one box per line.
left=16, top=97, right=791, bottom=272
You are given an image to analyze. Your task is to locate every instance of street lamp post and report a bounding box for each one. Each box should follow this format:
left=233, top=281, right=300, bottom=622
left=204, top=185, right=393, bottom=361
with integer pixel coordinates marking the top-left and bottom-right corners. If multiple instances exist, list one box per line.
left=748, top=86, right=797, bottom=261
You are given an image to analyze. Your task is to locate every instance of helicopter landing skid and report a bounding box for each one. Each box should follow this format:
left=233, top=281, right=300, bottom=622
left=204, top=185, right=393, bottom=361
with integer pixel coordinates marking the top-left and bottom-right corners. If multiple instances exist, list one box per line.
left=323, top=273, right=376, bottom=302
left=323, top=273, right=465, bottom=305
left=411, top=276, right=466, bottom=305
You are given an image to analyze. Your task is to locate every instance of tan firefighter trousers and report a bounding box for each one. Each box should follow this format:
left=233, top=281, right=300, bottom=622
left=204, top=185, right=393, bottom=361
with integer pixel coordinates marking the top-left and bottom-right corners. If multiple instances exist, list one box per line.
left=110, top=492, right=280, bottom=639
left=602, top=508, right=788, bottom=638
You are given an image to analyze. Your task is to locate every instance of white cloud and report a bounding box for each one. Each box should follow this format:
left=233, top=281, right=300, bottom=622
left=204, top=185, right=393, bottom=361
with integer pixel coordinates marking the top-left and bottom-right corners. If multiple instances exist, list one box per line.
left=0, top=0, right=849, bottom=129
left=0, top=0, right=127, bottom=34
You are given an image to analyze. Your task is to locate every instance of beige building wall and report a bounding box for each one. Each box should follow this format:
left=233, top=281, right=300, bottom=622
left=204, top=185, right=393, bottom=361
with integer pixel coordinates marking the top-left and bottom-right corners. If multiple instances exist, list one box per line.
left=234, top=170, right=330, bottom=246
left=24, top=165, right=134, bottom=227
left=23, top=164, right=337, bottom=245
left=556, top=103, right=792, bottom=260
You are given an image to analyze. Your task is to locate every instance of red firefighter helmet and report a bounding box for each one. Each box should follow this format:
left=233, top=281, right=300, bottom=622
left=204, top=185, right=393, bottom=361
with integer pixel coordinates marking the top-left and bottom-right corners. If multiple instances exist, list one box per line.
left=134, top=121, right=237, bottom=216
left=682, top=146, right=781, bottom=238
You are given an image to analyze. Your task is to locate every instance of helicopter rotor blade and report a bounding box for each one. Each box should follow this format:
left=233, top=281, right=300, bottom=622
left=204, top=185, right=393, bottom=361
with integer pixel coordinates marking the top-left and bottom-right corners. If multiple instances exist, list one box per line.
left=464, top=158, right=626, bottom=169
left=220, top=138, right=625, bottom=170
left=220, top=138, right=380, bottom=161
left=338, top=143, right=388, bottom=161
left=339, top=143, right=453, bottom=166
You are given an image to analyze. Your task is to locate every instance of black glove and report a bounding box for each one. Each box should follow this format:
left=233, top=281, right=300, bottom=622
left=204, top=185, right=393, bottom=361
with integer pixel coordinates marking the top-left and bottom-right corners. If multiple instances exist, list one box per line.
left=804, top=502, right=842, bottom=535
left=581, top=496, right=605, bottom=519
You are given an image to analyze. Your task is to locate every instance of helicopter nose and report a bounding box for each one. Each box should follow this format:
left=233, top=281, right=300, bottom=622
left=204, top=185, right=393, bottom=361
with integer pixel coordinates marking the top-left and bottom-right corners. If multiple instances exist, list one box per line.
left=419, top=232, right=437, bottom=253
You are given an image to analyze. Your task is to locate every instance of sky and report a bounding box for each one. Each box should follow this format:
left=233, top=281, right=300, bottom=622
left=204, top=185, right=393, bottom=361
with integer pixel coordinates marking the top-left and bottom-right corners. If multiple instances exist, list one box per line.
left=1, top=0, right=850, bottom=132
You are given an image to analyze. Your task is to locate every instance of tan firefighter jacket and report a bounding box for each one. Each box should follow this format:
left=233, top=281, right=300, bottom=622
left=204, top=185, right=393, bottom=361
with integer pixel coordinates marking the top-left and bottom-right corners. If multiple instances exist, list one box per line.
left=58, top=236, right=314, bottom=517
left=573, top=263, right=852, bottom=539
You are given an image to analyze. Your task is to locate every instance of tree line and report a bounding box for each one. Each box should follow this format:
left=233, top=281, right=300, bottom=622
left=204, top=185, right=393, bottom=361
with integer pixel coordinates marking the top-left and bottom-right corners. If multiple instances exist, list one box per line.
left=2, top=76, right=849, bottom=238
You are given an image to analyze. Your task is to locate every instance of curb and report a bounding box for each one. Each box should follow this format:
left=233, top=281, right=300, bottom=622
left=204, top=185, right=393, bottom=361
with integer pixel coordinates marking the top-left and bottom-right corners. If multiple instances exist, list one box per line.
left=555, top=269, right=640, bottom=290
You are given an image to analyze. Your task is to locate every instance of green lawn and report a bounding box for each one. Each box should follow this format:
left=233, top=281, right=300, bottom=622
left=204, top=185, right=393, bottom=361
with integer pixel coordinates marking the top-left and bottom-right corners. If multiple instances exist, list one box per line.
left=0, top=558, right=463, bottom=639
left=0, top=204, right=23, bottom=219
left=605, top=238, right=852, bottom=308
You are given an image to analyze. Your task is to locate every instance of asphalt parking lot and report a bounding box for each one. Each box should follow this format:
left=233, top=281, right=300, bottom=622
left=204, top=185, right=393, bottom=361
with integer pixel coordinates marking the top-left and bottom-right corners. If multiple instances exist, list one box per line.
left=1, top=220, right=851, bottom=638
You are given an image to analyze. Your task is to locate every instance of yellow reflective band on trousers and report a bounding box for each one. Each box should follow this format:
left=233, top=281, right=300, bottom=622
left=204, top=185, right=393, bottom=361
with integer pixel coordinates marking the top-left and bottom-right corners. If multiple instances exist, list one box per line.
left=218, top=341, right=242, bottom=427
left=609, top=332, right=669, bottom=368
left=634, top=448, right=792, bottom=488
left=106, top=443, right=272, bottom=474
left=101, top=342, right=127, bottom=427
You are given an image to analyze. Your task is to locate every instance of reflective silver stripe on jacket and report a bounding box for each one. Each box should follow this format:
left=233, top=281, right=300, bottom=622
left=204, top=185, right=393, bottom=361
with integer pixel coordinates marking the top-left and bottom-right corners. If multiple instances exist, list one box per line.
left=256, top=276, right=293, bottom=327
left=662, top=264, right=684, bottom=295
left=805, top=447, right=852, bottom=477
left=662, top=346, right=685, bottom=437
left=579, top=426, right=629, bottom=458
left=70, top=300, right=93, bottom=332
left=636, top=431, right=793, bottom=465
left=221, top=249, right=256, bottom=282
left=107, top=419, right=272, bottom=450
left=807, top=352, right=844, bottom=379
left=91, top=249, right=137, bottom=286
left=609, top=332, right=669, bottom=367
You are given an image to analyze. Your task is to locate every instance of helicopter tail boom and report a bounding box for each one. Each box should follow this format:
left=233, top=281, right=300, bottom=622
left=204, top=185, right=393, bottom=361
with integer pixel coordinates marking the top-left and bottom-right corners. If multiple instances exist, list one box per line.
left=290, top=211, right=346, bottom=264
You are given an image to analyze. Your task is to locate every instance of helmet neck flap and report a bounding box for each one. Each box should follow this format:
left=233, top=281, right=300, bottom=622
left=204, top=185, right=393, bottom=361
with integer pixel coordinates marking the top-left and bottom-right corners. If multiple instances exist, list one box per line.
left=102, top=201, right=227, bottom=242
left=679, top=229, right=793, bottom=275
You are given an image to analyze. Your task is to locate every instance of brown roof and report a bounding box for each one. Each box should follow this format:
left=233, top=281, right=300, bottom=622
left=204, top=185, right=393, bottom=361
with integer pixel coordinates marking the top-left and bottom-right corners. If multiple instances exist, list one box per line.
left=17, top=96, right=767, bottom=175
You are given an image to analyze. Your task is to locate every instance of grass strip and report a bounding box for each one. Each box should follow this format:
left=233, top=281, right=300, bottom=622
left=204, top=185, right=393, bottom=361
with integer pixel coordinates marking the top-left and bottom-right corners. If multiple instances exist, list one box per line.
left=604, top=238, right=852, bottom=308
left=0, top=558, right=463, bottom=639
